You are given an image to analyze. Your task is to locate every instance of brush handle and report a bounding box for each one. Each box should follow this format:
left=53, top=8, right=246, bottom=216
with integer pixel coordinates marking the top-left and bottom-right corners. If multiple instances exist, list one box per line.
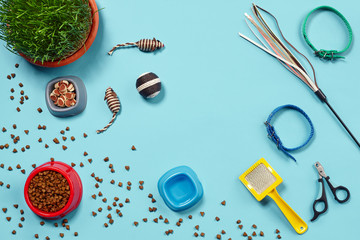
left=268, top=188, right=308, bottom=234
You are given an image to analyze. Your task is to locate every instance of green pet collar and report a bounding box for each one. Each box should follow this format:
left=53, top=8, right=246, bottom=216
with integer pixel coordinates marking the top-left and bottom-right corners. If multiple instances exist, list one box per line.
left=302, top=6, right=353, bottom=60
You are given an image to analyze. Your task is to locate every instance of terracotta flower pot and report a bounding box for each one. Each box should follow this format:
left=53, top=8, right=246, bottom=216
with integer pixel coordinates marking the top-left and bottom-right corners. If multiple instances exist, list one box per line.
left=19, top=0, right=99, bottom=68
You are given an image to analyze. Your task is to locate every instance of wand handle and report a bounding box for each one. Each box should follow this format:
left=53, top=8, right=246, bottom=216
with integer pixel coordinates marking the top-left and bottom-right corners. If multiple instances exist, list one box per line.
left=315, top=90, right=360, bottom=148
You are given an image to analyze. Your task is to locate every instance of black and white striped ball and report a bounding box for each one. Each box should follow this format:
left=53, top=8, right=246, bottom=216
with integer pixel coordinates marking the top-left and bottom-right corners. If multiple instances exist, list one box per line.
left=136, top=72, right=161, bottom=98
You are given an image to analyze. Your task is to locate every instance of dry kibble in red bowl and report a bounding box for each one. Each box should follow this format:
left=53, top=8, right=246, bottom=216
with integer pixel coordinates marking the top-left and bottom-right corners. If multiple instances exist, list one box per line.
left=24, top=161, right=83, bottom=219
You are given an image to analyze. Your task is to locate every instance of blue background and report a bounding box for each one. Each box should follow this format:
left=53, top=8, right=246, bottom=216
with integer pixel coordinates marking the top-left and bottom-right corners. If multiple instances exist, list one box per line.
left=1, top=0, right=359, bottom=239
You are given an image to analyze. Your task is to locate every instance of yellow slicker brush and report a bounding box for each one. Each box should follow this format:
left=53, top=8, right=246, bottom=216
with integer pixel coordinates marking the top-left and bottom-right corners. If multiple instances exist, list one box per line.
left=239, top=158, right=307, bottom=234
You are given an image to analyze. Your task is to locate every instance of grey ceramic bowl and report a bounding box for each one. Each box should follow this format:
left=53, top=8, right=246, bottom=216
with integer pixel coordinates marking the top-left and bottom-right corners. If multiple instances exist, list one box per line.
left=45, top=76, right=87, bottom=117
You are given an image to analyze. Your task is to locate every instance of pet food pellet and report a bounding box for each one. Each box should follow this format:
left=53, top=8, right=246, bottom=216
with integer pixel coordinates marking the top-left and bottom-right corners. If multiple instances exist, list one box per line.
left=74, top=232, right=78, bottom=237
left=104, top=157, right=109, bottom=162
left=252, top=224, right=257, bottom=229
left=2, top=208, right=7, bottom=213
left=46, top=236, right=50, bottom=240
left=42, top=125, right=46, bottom=130
left=277, top=235, right=281, bottom=239
left=60, top=233, right=64, bottom=238
left=200, top=233, right=205, bottom=237
left=216, top=234, right=221, bottom=239
left=104, top=223, right=108, bottom=228
left=136, top=72, right=161, bottom=98
left=148, top=193, right=153, bottom=198
left=114, top=197, right=119, bottom=201
left=260, top=231, right=264, bottom=236
left=16, top=164, right=21, bottom=169
left=18, top=223, right=23, bottom=228
left=66, top=225, right=70, bottom=230
left=164, top=218, right=169, bottom=224
left=6, top=217, right=11, bottom=221
left=176, top=222, right=180, bottom=226
left=71, top=136, right=75, bottom=141
left=7, top=75, right=11, bottom=79
left=194, top=233, right=199, bottom=237
left=11, top=73, right=15, bottom=78
left=110, top=180, right=115, bottom=184
left=40, top=221, right=45, bottom=226
left=127, top=186, right=131, bottom=190
left=221, top=230, right=226, bottom=234
left=221, top=200, right=226, bottom=206
left=131, top=145, right=136, bottom=150
left=84, top=151, right=88, bottom=156
left=45, top=144, right=49, bottom=148
left=26, top=145, right=30, bottom=149
left=20, top=209, right=24, bottom=214
left=248, top=237, right=252, bottom=240
left=83, top=133, right=87, bottom=138
left=15, top=63, right=19, bottom=68
left=13, top=124, right=16, bottom=129
left=6, top=184, right=10, bottom=188
left=2, top=127, right=6, bottom=132
left=92, top=211, right=97, bottom=216
left=13, top=148, right=17, bottom=153
left=71, top=163, right=76, bottom=167
left=92, top=194, right=96, bottom=199
left=142, top=218, right=148, bottom=222
left=88, top=159, right=92, bottom=163
left=118, top=212, right=123, bottom=217
left=154, top=218, right=159, bottom=223
left=53, top=138, right=59, bottom=144
left=8, top=166, right=13, bottom=171
left=60, top=130, right=65, bottom=135
left=21, top=169, right=25, bottom=174
left=139, top=180, right=144, bottom=185
left=10, top=96, right=14, bottom=100
left=109, top=164, right=113, bottom=168
left=25, top=95, right=29, bottom=100
left=80, top=162, right=84, bottom=167
left=12, top=230, right=16, bottom=235
left=200, top=212, right=205, bottom=216
left=62, top=145, right=67, bottom=150
left=134, top=221, right=139, bottom=226
left=20, top=217, right=25, bottom=221
left=107, top=214, right=112, bottom=219
left=4, top=144, right=9, bottom=148
left=125, top=166, right=130, bottom=171
left=188, top=215, right=193, bottom=219
left=66, top=127, right=70, bottom=131
left=62, top=136, right=67, bottom=141
left=20, top=90, right=24, bottom=95
left=236, top=220, right=241, bottom=224
left=152, top=207, right=157, bottom=212
left=35, top=234, right=39, bottom=238
left=238, top=225, right=243, bottom=229
left=252, top=231, right=256, bottom=236
left=125, top=198, right=130, bottom=203
left=110, top=168, right=115, bottom=173
left=38, top=138, right=42, bottom=142
left=152, top=198, right=156, bottom=203
left=109, top=219, right=114, bottom=224
left=102, top=198, right=107, bottom=203
left=215, top=217, right=220, bottom=221
left=139, top=185, right=144, bottom=190
left=195, top=225, right=199, bottom=230
left=118, top=203, right=123, bottom=208
left=11, top=88, right=15, bottom=93
left=243, top=232, right=247, bottom=237
left=38, top=125, right=42, bottom=129
left=275, top=229, right=280, bottom=234
left=0, top=181, right=3, bottom=186
left=98, top=207, right=102, bottom=212
left=37, top=108, right=42, bottom=113
left=107, top=206, right=112, bottom=211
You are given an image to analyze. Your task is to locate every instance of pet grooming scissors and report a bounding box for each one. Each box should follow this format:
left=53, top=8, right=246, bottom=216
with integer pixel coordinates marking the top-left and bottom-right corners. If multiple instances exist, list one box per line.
left=311, top=162, right=350, bottom=221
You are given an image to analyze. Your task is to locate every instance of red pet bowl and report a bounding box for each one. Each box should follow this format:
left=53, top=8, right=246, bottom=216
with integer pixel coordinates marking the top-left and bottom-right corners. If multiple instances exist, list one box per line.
left=24, top=161, right=83, bottom=220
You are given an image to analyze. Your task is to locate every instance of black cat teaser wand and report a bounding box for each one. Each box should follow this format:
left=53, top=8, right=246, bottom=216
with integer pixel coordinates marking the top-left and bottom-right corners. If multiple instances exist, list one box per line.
left=239, top=4, right=360, bottom=148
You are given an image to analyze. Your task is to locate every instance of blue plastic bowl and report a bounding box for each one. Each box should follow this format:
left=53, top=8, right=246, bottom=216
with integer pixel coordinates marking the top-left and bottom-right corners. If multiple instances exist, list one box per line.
left=158, top=166, right=203, bottom=212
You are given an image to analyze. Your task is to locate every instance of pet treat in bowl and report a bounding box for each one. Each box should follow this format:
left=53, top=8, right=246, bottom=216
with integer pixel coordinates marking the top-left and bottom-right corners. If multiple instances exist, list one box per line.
left=24, top=161, right=83, bottom=219
left=45, top=76, right=87, bottom=117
